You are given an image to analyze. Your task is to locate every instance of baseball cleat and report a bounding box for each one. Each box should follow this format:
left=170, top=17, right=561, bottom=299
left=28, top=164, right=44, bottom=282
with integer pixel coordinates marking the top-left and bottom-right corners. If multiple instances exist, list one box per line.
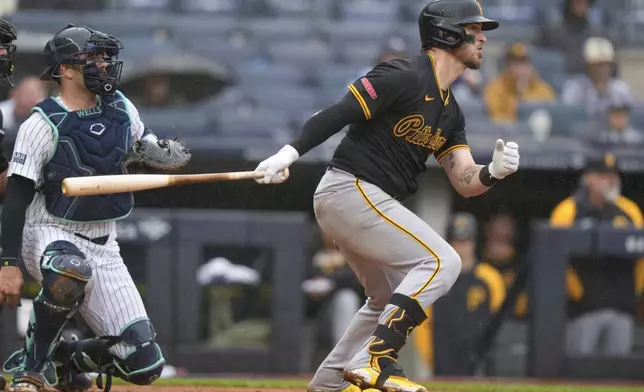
left=343, top=356, right=426, bottom=392
left=9, top=371, right=45, bottom=392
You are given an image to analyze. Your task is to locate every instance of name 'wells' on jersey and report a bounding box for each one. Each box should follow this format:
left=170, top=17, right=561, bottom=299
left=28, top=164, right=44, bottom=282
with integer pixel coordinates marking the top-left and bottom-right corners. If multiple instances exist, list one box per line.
left=330, top=52, right=469, bottom=200
left=36, top=91, right=134, bottom=222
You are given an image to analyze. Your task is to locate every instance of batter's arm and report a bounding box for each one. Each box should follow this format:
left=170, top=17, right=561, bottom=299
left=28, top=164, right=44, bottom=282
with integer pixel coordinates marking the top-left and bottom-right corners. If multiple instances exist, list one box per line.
left=440, top=139, right=520, bottom=198
left=439, top=148, right=489, bottom=198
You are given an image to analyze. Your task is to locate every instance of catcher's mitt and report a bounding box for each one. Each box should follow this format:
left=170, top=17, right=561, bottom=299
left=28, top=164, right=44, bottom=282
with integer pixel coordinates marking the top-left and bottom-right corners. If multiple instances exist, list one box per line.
left=123, top=137, right=191, bottom=174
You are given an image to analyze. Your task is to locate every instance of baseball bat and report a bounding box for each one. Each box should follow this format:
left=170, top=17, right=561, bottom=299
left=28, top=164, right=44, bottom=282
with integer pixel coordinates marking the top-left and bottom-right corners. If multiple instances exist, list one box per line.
left=61, top=168, right=288, bottom=196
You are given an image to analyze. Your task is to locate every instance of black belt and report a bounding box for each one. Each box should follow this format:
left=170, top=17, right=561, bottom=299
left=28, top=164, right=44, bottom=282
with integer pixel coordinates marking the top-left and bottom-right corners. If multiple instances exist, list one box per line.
left=74, top=233, right=109, bottom=246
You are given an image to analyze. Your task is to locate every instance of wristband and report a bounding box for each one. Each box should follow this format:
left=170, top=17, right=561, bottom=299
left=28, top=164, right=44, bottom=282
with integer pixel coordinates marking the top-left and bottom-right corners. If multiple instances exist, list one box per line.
left=479, top=164, right=500, bottom=187
left=2, top=257, right=19, bottom=267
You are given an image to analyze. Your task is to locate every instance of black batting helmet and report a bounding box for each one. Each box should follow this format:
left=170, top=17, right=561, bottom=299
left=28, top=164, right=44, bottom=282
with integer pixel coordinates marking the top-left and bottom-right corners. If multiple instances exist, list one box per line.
left=0, top=18, right=17, bottom=87
left=41, top=24, right=124, bottom=96
left=419, top=0, right=499, bottom=50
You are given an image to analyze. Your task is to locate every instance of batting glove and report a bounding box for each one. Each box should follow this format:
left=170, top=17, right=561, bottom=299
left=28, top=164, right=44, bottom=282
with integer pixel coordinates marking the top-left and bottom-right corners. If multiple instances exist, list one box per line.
left=488, top=139, right=519, bottom=179
left=255, top=145, right=299, bottom=184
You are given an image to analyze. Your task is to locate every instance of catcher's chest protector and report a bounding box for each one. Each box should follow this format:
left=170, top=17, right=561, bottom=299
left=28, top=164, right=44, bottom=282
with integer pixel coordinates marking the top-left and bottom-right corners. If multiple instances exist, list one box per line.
left=36, top=91, right=134, bottom=222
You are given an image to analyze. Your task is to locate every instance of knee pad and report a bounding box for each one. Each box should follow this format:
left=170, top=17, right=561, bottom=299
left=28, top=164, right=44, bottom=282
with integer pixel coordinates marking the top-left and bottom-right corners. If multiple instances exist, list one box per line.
left=112, top=319, right=165, bottom=385
left=40, top=241, right=92, bottom=308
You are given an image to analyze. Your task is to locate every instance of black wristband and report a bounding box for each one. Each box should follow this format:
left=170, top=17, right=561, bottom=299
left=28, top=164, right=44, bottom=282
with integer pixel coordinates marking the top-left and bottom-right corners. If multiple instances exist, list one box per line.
left=479, top=165, right=500, bottom=187
left=2, top=257, right=20, bottom=267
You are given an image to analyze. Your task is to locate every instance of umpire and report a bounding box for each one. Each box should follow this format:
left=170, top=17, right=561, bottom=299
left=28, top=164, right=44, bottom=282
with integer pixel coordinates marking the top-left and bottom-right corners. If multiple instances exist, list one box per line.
left=550, top=153, right=644, bottom=356
left=429, top=212, right=506, bottom=376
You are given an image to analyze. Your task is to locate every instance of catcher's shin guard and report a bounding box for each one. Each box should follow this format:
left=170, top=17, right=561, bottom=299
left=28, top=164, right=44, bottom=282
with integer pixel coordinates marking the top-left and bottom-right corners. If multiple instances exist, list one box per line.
left=344, top=294, right=428, bottom=392
left=4, top=242, right=91, bottom=389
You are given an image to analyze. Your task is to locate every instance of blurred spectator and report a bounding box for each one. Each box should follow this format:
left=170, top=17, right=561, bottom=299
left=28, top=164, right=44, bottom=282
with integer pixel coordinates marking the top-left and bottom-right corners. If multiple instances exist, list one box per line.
left=429, top=213, right=506, bottom=376
left=481, top=212, right=527, bottom=318
left=138, top=73, right=187, bottom=108
left=534, top=0, right=598, bottom=74
left=451, top=68, right=484, bottom=104
left=561, top=37, right=632, bottom=122
left=303, top=228, right=362, bottom=346
left=0, top=76, right=47, bottom=131
left=587, top=97, right=644, bottom=144
left=483, top=42, right=556, bottom=124
left=354, top=35, right=409, bottom=81
left=550, top=154, right=644, bottom=357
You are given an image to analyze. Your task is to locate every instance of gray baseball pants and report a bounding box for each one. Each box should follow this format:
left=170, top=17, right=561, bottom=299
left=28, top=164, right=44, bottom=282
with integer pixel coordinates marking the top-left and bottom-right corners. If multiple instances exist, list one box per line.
left=308, top=167, right=461, bottom=391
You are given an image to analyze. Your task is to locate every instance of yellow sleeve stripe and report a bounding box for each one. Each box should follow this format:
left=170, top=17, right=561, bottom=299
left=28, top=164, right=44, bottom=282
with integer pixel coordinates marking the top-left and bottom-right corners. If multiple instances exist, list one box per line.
left=434, top=144, right=470, bottom=163
left=348, top=84, right=372, bottom=120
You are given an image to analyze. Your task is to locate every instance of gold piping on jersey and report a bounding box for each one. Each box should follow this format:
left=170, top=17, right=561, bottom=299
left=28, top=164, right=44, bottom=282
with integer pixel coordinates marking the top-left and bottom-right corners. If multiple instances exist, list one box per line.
left=435, top=144, right=470, bottom=163
left=427, top=53, right=451, bottom=106
left=348, top=84, right=372, bottom=120
left=354, top=178, right=440, bottom=299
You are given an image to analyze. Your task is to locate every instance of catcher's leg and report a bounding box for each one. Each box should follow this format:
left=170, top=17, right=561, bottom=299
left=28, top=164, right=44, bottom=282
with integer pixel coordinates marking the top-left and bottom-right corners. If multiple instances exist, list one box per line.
left=59, top=248, right=165, bottom=387
left=3, top=241, right=92, bottom=392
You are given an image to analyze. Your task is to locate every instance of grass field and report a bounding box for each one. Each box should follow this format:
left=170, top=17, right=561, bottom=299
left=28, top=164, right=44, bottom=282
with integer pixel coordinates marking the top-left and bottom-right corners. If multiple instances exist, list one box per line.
left=97, top=377, right=644, bottom=392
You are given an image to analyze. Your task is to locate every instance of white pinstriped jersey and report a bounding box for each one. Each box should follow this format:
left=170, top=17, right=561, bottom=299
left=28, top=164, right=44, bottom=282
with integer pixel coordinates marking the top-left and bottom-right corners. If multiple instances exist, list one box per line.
left=9, top=93, right=149, bottom=359
left=7, top=94, right=145, bottom=240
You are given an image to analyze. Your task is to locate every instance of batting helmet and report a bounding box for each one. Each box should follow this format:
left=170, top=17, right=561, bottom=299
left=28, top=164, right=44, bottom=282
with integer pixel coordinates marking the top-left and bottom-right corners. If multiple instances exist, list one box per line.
left=419, top=0, right=499, bottom=50
left=0, top=18, right=17, bottom=87
left=40, top=24, right=124, bottom=96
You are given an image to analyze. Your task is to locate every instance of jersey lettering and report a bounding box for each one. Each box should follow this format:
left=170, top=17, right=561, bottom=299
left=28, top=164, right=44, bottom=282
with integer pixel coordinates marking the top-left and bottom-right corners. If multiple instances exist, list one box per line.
left=393, top=114, right=447, bottom=151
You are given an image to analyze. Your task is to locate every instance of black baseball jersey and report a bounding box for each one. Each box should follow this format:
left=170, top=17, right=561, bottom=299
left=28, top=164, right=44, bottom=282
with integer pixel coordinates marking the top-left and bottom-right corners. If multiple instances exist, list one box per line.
left=329, top=53, right=469, bottom=200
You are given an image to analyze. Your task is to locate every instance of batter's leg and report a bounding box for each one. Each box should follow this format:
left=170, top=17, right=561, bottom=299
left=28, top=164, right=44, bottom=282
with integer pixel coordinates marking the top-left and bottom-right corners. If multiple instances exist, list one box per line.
left=308, top=243, right=393, bottom=392
left=326, top=177, right=461, bottom=392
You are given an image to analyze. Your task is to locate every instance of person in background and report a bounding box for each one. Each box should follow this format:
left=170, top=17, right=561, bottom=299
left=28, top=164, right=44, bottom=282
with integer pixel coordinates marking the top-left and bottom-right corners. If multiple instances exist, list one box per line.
left=0, top=76, right=48, bottom=131
left=587, top=96, right=644, bottom=144
left=550, top=153, right=644, bottom=357
left=561, top=37, right=632, bottom=123
left=303, top=227, right=363, bottom=346
left=424, top=212, right=506, bottom=376
left=483, top=42, right=556, bottom=124
left=534, top=0, right=599, bottom=74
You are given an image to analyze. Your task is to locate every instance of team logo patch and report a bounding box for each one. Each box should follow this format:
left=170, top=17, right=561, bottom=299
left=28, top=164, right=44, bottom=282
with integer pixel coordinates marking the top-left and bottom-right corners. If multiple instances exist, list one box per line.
left=361, top=78, right=378, bottom=99
left=12, top=152, right=26, bottom=165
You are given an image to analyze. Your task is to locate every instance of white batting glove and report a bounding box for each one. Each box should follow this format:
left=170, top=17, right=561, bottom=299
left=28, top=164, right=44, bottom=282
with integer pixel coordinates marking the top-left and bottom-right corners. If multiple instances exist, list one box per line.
left=488, top=139, right=519, bottom=179
left=254, top=145, right=300, bottom=184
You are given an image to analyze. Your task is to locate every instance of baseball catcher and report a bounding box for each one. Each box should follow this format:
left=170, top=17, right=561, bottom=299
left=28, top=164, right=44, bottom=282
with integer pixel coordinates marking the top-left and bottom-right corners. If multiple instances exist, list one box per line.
left=0, top=24, right=189, bottom=392
left=254, top=1, right=519, bottom=392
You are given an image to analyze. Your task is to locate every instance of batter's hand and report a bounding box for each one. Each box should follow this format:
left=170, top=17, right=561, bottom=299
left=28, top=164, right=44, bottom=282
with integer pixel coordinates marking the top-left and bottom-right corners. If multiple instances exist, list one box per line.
left=489, top=139, right=519, bottom=179
left=254, top=145, right=299, bottom=184
left=0, top=266, right=23, bottom=309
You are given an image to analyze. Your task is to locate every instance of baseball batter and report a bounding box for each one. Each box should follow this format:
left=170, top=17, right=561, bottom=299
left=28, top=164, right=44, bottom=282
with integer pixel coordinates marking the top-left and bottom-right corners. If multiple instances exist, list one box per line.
left=255, top=1, right=520, bottom=392
left=0, top=25, right=189, bottom=392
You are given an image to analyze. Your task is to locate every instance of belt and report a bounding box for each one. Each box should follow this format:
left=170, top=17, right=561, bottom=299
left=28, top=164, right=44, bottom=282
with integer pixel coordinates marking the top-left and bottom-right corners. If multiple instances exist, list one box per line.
left=74, top=233, right=109, bottom=246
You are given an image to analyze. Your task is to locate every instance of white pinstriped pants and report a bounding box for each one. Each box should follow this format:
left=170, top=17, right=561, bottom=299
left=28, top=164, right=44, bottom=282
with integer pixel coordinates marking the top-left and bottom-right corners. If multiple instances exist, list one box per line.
left=21, top=225, right=148, bottom=359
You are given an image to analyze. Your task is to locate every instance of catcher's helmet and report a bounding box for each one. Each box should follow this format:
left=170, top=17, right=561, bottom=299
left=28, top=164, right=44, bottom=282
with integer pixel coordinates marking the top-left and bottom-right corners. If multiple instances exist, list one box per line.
left=0, top=18, right=17, bottom=87
left=40, top=24, right=124, bottom=96
left=419, top=0, right=499, bottom=50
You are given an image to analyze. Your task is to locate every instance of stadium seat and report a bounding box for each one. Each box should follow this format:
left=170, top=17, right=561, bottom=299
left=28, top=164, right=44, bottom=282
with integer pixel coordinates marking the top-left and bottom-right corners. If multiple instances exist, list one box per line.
left=138, top=107, right=211, bottom=136
left=240, top=84, right=322, bottom=116
left=312, top=65, right=361, bottom=90
left=178, top=0, right=238, bottom=14
left=213, top=107, right=293, bottom=142
left=246, top=18, right=317, bottom=42
left=322, top=20, right=401, bottom=45
left=236, top=63, right=308, bottom=85
left=338, top=0, right=400, bottom=22
left=530, top=48, right=566, bottom=78
left=517, top=102, right=587, bottom=136
left=266, top=39, right=334, bottom=66
left=336, top=42, right=380, bottom=67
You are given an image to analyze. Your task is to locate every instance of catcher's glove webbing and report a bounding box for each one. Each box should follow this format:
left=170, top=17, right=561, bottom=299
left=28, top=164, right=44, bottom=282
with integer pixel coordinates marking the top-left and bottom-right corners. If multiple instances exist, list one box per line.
left=123, top=137, right=191, bottom=174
